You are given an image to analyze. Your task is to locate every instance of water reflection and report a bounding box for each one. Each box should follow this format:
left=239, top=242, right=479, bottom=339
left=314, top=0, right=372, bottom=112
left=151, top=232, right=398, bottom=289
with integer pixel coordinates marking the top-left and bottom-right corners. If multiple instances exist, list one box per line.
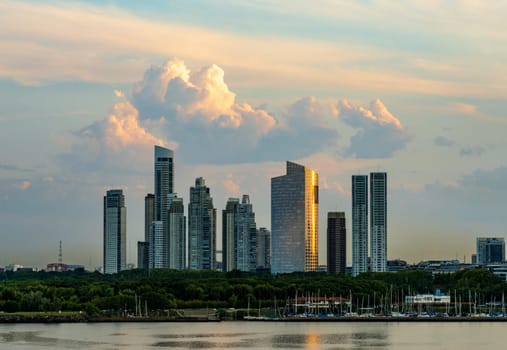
left=0, top=330, right=106, bottom=348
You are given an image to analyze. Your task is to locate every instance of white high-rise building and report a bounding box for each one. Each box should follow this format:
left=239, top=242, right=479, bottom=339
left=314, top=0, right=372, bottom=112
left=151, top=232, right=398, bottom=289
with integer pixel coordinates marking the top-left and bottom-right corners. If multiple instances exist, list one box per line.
left=149, top=221, right=164, bottom=269
left=352, top=175, right=368, bottom=276
left=370, top=172, right=387, bottom=272
left=151, top=145, right=174, bottom=268
left=271, top=161, right=318, bottom=274
left=103, top=189, right=126, bottom=274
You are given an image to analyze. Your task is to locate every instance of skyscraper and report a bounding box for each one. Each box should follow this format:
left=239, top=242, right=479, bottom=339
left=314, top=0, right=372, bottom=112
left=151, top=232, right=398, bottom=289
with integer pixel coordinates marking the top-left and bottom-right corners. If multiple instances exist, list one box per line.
left=236, top=195, right=257, bottom=272
left=137, top=193, right=154, bottom=269
left=352, top=175, right=368, bottom=277
left=477, top=237, right=505, bottom=264
left=256, top=227, right=271, bottom=271
left=222, top=198, right=239, bottom=272
left=188, top=177, right=216, bottom=270
left=168, top=193, right=186, bottom=270
left=271, top=161, right=318, bottom=274
left=137, top=241, right=148, bottom=270
left=222, top=195, right=257, bottom=272
left=370, top=172, right=387, bottom=272
left=103, top=189, right=126, bottom=274
left=327, top=212, right=346, bottom=274
left=152, top=145, right=174, bottom=268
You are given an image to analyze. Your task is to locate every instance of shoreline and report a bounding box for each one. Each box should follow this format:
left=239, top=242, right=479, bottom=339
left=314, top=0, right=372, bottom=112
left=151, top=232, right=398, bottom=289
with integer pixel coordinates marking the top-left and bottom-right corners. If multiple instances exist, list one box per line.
left=2, top=315, right=507, bottom=324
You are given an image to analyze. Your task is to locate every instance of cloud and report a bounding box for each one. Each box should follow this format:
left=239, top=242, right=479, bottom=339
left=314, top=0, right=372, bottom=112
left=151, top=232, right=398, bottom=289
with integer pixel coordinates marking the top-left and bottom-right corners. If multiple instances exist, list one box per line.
left=69, top=59, right=409, bottom=168
left=434, top=136, right=455, bottom=147
left=0, top=163, right=33, bottom=172
left=61, top=100, right=169, bottom=174
left=222, top=174, right=241, bottom=197
left=14, top=180, right=31, bottom=190
left=1, top=1, right=506, bottom=98
left=459, top=146, right=485, bottom=158
left=449, top=102, right=478, bottom=115
left=128, top=60, right=339, bottom=163
left=338, top=99, right=411, bottom=158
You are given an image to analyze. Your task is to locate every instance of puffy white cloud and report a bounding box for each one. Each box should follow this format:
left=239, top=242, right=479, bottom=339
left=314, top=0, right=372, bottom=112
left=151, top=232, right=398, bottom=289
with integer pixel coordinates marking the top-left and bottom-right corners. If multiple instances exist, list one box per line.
left=338, top=99, right=411, bottom=158
left=63, top=101, right=169, bottom=173
left=70, top=59, right=410, bottom=167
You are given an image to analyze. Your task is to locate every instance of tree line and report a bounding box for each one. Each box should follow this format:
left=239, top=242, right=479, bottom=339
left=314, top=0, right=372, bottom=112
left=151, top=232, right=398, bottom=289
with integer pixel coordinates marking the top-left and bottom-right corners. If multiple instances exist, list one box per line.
left=0, top=268, right=505, bottom=316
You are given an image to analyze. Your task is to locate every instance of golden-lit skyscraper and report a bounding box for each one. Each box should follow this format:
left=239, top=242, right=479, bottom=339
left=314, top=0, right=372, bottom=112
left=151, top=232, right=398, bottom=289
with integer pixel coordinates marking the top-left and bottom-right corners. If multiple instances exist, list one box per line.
left=271, top=161, right=318, bottom=273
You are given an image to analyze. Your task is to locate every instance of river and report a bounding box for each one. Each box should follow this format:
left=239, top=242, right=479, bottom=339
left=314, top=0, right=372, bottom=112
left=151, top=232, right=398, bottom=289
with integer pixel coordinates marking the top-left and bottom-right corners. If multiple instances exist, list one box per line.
left=0, top=321, right=504, bottom=349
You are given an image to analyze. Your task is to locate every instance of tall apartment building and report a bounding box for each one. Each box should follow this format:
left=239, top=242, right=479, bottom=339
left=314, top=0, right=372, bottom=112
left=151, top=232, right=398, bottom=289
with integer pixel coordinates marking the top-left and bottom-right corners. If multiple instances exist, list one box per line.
left=168, top=194, right=186, bottom=270
left=327, top=212, right=346, bottom=274
left=103, top=189, right=126, bottom=274
left=137, top=193, right=154, bottom=269
left=151, top=145, right=174, bottom=268
left=256, top=227, right=271, bottom=271
left=271, top=161, right=318, bottom=273
left=352, top=175, right=368, bottom=276
left=188, top=177, right=216, bottom=270
left=370, top=172, right=387, bottom=272
left=235, top=195, right=257, bottom=272
left=222, top=198, right=239, bottom=272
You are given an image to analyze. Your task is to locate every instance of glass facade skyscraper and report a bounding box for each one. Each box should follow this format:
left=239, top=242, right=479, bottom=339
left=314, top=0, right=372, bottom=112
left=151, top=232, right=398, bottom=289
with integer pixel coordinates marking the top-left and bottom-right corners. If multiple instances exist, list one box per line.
left=151, top=145, right=174, bottom=268
left=235, top=195, right=257, bottom=272
left=327, top=212, right=346, bottom=274
left=271, top=161, right=318, bottom=273
left=188, top=177, right=216, bottom=270
left=137, top=193, right=154, bottom=269
left=256, top=227, right=271, bottom=271
left=352, top=175, right=368, bottom=276
left=370, top=172, right=387, bottom=272
left=103, top=189, right=126, bottom=274
left=168, top=194, right=186, bottom=270
left=222, top=198, right=239, bottom=272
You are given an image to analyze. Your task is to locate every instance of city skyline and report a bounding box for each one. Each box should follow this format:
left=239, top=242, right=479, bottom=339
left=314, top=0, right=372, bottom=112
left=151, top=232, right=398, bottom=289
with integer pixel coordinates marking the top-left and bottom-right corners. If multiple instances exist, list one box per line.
left=1, top=1, right=507, bottom=268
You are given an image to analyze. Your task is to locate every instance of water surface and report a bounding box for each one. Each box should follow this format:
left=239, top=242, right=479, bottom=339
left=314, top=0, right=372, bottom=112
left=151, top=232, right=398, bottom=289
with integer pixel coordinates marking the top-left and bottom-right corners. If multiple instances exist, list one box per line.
left=0, top=321, right=504, bottom=349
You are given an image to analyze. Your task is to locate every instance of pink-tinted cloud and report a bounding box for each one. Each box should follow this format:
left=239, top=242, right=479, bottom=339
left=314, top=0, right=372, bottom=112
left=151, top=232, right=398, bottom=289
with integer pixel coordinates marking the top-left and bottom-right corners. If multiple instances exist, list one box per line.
left=14, top=180, right=31, bottom=190
left=337, top=99, right=411, bottom=158
left=69, top=59, right=410, bottom=170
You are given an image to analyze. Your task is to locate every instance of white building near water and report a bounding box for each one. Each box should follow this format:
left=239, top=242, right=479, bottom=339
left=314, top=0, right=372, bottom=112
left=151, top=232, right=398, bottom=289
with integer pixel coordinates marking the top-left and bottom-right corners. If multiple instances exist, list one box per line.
left=405, top=294, right=451, bottom=304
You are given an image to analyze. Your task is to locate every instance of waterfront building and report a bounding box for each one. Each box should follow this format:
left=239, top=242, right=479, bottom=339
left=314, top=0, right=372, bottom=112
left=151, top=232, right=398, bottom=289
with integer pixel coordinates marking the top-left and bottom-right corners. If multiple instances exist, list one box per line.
left=370, top=172, right=387, bottom=272
left=188, top=177, right=216, bottom=270
left=152, top=145, right=174, bottom=268
left=103, top=189, right=126, bottom=274
left=271, top=161, right=318, bottom=273
left=168, top=194, right=186, bottom=270
left=352, top=175, right=368, bottom=276
left=256, top=227, right=271, bottom=271
left=327, top=212, right=346, bottom=274
left=476, top=237, right=505, bottom=265
left=222, top=198, right=239, bottom=272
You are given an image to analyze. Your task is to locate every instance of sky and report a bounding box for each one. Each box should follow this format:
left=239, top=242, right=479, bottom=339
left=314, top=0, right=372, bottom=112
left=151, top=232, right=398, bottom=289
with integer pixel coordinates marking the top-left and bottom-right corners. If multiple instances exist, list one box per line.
left=1, top=0, right=506, bottom=269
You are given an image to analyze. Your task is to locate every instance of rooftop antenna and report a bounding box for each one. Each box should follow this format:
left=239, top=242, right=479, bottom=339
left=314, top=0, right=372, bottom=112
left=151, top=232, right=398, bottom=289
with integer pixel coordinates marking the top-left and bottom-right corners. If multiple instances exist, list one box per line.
left=58, top=240, right=63, bottom=264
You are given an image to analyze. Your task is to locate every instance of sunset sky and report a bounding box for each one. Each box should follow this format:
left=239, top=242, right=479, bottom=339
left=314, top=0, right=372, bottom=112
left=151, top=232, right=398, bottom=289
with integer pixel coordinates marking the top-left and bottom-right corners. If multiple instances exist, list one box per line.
left=1, top=1, right=506, bottom=269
